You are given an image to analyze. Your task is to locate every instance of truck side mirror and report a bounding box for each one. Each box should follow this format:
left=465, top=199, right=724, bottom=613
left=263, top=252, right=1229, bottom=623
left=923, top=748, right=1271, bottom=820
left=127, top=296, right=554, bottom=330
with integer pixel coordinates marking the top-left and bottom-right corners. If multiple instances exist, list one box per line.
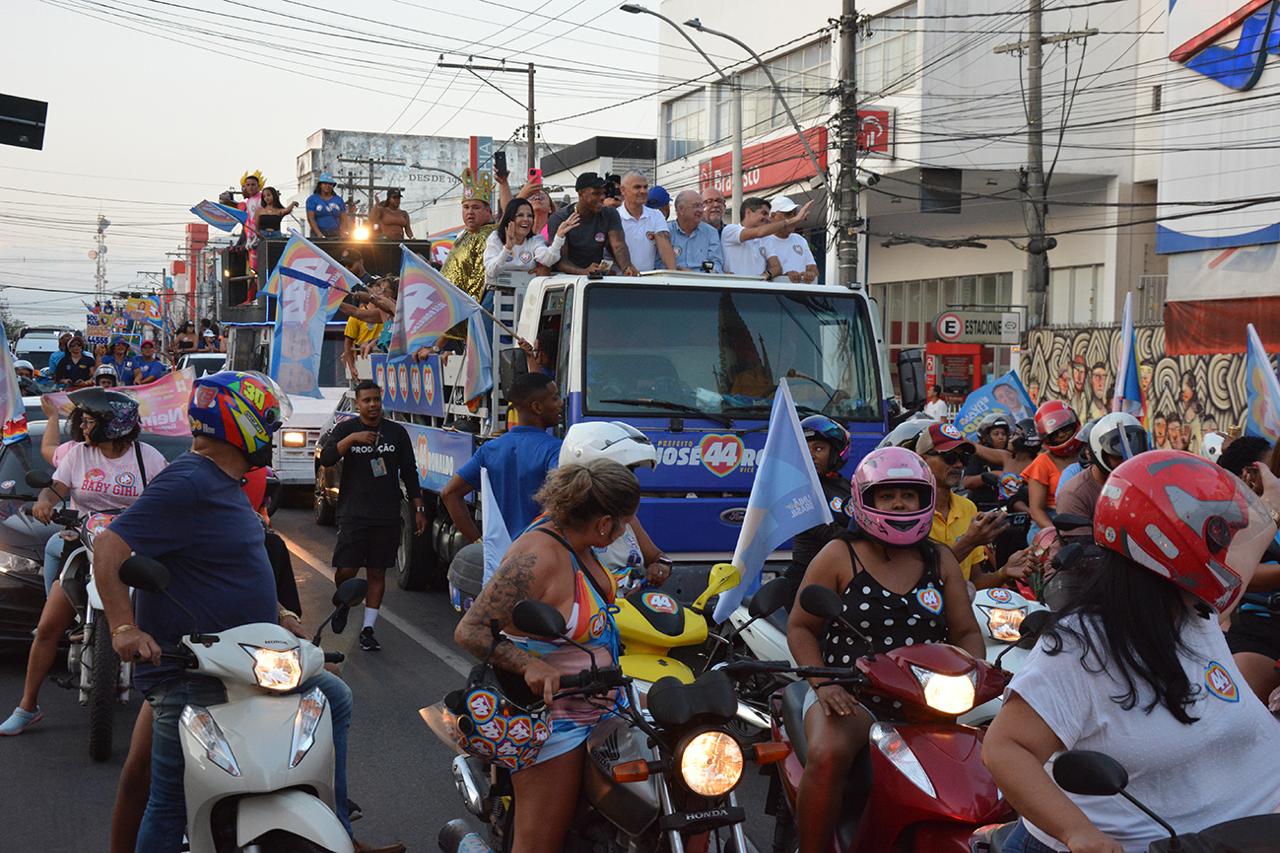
left=897, top=347, right=925, bottom=411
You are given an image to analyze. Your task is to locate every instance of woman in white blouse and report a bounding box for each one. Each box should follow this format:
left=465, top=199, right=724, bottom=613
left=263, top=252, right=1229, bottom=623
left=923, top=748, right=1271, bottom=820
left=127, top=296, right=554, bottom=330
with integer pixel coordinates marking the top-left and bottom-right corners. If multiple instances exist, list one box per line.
left=483, top=197, right=578, bottom=288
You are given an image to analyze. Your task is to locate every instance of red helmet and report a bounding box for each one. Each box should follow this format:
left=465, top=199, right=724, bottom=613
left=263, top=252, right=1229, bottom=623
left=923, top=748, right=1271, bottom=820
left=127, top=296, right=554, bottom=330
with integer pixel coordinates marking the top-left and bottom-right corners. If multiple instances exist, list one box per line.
left=1093, top=450, right=1252, bottom=613
left=1034, top=400, right=1081, bottom=457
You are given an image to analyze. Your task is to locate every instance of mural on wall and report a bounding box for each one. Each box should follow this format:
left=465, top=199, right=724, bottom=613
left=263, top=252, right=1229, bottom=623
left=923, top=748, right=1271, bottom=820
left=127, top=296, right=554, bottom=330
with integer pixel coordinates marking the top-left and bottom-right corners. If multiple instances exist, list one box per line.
left=1019, top=325, right=1259, bottom=453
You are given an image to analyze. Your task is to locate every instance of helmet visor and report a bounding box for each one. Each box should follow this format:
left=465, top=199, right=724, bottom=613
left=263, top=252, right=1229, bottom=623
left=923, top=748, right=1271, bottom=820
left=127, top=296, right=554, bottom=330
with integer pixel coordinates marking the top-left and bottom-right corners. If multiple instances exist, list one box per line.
left=246, top=371, right=294, bottom=426
left=1098, top=425, right=1148, bottom=463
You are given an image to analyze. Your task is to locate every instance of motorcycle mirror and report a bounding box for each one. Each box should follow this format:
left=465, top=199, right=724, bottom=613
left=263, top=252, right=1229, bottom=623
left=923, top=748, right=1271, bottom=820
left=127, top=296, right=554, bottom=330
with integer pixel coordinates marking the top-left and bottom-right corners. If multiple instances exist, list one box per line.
left=1016, top=610, right=1051, bottom=649
left=1052, top=513, right=1093, bottom=533
left=119, top=555, right=171, bottom=592
left=798, top=585, right=843, bottom=621
left=25, top=471, right=53, bottom=490
left=1053, top=750, right=1128, bottom=797
left=749, top=576, right=797, bottom=619
left=264, top=474, right=282, bottom=518
left=692, top=562, right=741, bottom=612
left=333, top=577, right=368, bottom=608
left=512, top=600, right=567, bottom=639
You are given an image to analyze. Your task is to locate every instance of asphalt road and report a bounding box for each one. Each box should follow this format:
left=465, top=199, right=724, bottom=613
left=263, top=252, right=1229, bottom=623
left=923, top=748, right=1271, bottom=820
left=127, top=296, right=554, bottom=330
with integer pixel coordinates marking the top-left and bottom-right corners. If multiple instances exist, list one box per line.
left=2, top=506, right=776, bottom=852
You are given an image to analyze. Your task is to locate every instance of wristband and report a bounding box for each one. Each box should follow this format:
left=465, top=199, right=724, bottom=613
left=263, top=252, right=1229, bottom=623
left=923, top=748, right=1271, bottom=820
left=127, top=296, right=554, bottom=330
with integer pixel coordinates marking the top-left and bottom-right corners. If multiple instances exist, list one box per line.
left=278, top=607, right=301, bottom=623
left=111, top=623, right=136, bottom=638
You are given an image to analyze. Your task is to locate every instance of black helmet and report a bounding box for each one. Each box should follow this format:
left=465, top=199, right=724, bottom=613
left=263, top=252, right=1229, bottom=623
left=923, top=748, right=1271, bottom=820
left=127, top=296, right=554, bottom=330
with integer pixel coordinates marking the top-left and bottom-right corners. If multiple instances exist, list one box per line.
left=1010, top=418, right=1041, bottom=453
left=68, top=387, right=140, bottom=443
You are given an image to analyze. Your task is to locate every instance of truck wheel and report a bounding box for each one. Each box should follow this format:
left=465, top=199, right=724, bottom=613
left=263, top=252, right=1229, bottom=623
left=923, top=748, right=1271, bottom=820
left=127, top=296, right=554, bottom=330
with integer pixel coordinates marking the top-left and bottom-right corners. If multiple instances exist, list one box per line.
left=87, top=610, right=118, bottom=762
left=313, top=471, right=335, bottom=527
left=395, top=503, right=439, bottom=591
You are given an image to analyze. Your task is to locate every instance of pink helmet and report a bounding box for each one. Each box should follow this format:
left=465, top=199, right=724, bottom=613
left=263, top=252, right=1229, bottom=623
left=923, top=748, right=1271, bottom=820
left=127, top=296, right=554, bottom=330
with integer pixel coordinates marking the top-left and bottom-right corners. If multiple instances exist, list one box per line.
left=850, top=447, right=937, bottom=547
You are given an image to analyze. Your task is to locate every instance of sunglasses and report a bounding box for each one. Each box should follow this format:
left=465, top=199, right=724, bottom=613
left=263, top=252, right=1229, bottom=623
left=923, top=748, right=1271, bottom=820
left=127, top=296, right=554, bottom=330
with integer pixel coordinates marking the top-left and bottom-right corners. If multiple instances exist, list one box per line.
left=929, top=447, right=972, bottom=465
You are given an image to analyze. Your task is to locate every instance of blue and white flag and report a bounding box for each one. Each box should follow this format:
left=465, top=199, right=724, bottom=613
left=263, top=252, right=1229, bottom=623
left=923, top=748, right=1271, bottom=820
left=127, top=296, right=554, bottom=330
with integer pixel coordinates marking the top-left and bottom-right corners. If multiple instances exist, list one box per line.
left=713, top=379, right=831, bottom=623
left=0, top=325, right=27, bottom=445
left=1244, top=323, right=1280, bottom=441
left=480, top=467, right=512, bottom=586
left=1111, top=292, right=1143, bottom=417
left=953, top=371, right=1035, bottom=440
left=463, top=313, right=493, bottom=403
left=190, top=200, right=248, bottom=232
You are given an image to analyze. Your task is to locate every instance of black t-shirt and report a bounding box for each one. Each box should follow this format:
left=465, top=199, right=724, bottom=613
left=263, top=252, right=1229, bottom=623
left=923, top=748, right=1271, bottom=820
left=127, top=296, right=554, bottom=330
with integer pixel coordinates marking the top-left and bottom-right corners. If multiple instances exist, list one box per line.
left=317, top=416, right=422, bottom=526
left=548, top=205, right=623, bottom=269
left=787, top=475, right=854, bottom=582
left=55, top=354, right=94, bottom=383
left=963, top=455, right=999, bottom=509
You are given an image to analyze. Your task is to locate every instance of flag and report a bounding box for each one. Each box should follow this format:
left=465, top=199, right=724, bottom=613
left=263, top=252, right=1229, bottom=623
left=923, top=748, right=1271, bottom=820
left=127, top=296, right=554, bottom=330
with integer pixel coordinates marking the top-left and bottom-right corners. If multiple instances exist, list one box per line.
left=389, top=245, right=482, bottom=356
left=713, top=379, right=832, bottom=623
left=0, top=325, right=28, bottom=445
left=190, top=200, right=248, bottom=232
left=953, top=371, right=1036, bottom=440
left=1111, top=292, right=1143, bottom=417
left=463, top=313, right=493, bottom=403
left=44, top=368, right=195, bottom=437
left=480, top=467, right=512, bottom=586
left=1244, top=323, right=1280, bottom=440
left=264, top=235, right=358, bottom=399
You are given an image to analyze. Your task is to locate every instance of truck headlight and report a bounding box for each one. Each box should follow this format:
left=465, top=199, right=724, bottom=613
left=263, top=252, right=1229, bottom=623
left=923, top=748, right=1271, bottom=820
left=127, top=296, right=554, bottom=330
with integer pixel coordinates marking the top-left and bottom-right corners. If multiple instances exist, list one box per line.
left=289, top=687, right=328, bottom=768
left=181, top=705, right=241, bottom=776
left=981, top=606, right=1027, bottom=643
left=910, top=666, right=977, bottom=715
left=281, top=430, right=307, bottom=448
left=678, top=730, right=743, bottom=797
left=244, top=645, right=302, bottom=692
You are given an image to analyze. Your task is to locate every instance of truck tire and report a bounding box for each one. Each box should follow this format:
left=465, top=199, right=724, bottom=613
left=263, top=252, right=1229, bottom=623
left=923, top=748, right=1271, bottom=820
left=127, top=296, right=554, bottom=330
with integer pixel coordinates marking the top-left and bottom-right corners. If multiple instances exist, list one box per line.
left=313, top=470, right=335, bottom=527
left=87, top=610, right=118, bottom=762
left=395, top=503, right=439, bottom=591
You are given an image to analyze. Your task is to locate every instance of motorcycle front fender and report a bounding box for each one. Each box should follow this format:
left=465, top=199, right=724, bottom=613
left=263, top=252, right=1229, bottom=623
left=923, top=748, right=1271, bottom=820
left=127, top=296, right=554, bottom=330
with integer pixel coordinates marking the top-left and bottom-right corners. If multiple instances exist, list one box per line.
left=235, top=788, right=353, bottom=852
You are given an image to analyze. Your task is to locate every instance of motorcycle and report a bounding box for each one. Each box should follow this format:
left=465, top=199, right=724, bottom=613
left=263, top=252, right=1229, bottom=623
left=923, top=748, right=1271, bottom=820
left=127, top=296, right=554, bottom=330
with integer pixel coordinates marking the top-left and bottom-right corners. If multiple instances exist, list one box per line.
left=24, top=470, right=130, bottom=762
left=428, top=598, right=790, bottom=853
left=116, top=553, right=363, bottom=853
left=752, top=584, right=1034, bottom=853
left=973, top=750, right=1280, bottom=852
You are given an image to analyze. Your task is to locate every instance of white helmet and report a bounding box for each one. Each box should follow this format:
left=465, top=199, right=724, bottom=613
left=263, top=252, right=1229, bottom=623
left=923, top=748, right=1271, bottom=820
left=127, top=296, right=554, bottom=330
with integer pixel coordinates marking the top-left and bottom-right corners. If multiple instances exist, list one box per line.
left=1088, top=412, right=1148, bottom=473
left=1200, top=431, right=1227, bottom=464
left=877, top=416, right=936, bottom=451
left=559, top=421, right=657, bottom=470
left=13, top=359, right=34, bottom=373
left=94, top=363, right=119, bottom=380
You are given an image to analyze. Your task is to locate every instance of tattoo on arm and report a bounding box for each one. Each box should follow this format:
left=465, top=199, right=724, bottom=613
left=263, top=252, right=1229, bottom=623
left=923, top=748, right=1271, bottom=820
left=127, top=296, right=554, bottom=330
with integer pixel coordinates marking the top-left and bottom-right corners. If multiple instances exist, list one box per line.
left=456, top=552, right=538, bottom=673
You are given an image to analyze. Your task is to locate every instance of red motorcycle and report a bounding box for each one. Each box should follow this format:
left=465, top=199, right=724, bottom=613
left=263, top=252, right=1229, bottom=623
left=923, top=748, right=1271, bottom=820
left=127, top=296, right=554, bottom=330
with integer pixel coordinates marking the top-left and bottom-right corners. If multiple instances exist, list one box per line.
left=743, top=584, right=1019, bottom=852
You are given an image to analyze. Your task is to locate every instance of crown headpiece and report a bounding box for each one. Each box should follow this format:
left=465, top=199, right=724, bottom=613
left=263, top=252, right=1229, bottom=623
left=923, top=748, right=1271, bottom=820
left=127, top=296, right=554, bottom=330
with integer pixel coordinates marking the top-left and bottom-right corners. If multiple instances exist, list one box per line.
left=460, top=167, right=493, bottom=205
left=239, top=170, right=265, bottom=189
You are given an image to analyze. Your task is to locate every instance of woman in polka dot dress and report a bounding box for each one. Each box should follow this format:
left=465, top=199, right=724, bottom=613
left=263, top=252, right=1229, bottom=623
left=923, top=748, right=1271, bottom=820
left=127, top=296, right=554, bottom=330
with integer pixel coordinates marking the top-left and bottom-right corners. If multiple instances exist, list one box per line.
left=786, top=447, right=985, bottom=853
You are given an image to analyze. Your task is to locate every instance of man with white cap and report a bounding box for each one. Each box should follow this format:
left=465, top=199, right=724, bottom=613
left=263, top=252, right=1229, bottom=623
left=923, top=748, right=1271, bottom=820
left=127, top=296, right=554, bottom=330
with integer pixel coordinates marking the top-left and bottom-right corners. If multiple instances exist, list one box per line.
left=763, top=195, right=819, bottom=283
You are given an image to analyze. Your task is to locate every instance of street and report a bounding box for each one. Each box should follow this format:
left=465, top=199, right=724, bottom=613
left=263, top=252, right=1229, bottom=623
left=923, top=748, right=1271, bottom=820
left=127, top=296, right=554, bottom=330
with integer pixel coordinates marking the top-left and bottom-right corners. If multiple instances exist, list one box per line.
left=2, top=507, right=772, bottom=851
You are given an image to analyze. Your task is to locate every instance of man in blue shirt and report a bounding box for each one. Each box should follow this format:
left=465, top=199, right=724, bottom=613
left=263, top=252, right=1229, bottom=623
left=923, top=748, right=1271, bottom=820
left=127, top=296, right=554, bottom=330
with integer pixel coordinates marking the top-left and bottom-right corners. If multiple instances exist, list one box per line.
left=442, top=372, right=563, bottom=552
left=668, top=189, right=724, bottom=273
left=132, top=339, right=169, bottom=384
left=306, top=172, right=349, bottom=239
left=101, top=336, right=137, bottom=378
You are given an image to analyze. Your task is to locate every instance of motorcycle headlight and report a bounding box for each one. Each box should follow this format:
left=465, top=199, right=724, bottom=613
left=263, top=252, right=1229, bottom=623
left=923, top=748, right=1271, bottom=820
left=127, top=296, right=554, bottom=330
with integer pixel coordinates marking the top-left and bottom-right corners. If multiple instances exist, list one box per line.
left=281, top=430, right=307, bottom=448
left=0, top=550, right=40, bottom=575
left=289, top=686, right=328, bottom=769
left=870, top=722, right=934, bottom=798
left=181, top=705, right=241, bottom=777
left=981, top=606, right=1027, bottom=643
left=678, top=730, right=743, bottom=797
left=244, top=645, right=302, bottom=692
left=910, top=666, right=977, bottom=715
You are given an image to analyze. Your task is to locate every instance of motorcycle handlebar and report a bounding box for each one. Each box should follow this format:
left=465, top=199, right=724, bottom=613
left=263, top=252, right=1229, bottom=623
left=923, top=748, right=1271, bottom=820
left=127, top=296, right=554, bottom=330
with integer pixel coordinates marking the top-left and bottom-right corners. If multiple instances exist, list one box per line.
left=559, top=666, right=625, bottom=691
left=324, top=651, right=345, bottom=664
left=721, top=659, right=795, bottom=677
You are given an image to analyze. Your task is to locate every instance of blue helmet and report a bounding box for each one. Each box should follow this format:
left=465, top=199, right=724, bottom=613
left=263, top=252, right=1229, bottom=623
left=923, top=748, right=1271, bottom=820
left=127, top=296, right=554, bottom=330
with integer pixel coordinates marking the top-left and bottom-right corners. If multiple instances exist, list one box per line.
left=188, top=371, right=290, bottom=460
left=800, top=414, right=851, bottom=468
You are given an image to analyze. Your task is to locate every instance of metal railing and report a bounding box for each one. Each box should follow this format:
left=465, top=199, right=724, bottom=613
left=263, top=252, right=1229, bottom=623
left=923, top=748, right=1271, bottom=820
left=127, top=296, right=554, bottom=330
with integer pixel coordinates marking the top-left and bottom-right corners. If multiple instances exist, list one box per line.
left=1135, top=275, right=1167, bottom=324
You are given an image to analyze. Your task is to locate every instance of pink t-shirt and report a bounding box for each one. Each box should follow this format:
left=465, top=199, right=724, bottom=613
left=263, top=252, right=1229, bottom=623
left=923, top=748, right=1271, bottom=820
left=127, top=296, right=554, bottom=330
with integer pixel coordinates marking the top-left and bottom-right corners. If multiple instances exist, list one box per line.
left=52, top=442, right=168, bottom=514
left=52, top=440, right=76, bottom=467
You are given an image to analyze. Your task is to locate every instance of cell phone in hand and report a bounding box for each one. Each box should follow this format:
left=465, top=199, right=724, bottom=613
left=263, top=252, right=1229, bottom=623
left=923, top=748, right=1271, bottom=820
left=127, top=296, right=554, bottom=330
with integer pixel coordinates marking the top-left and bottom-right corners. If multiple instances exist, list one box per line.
left=494, top=151, right=509, bottom=179
left=528, top=167, right=542, bottom=182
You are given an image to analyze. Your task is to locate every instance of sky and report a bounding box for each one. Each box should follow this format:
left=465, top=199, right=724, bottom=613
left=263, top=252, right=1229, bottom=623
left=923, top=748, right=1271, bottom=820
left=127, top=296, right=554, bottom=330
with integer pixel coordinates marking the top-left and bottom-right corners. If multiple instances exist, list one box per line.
left=0, top=0, right=719, bottom=327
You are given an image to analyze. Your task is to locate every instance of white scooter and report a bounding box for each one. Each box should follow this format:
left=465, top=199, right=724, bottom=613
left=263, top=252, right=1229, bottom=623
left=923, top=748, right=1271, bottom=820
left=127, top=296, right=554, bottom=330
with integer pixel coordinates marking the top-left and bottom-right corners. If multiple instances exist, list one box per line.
left=118, top=554, right=362, bottom=853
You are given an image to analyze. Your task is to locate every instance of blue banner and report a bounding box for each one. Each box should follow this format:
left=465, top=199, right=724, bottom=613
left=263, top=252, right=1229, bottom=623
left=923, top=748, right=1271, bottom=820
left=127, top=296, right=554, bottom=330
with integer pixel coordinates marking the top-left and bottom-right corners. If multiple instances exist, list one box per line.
left=953, top=371, right=1035, bottom=440
left=370, top=353, right=446, bottom=418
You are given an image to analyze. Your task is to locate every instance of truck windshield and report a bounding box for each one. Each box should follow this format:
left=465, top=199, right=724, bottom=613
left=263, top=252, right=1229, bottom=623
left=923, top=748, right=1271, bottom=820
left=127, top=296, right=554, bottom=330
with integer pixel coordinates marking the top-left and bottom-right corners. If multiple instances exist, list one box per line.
left=583, top=284, right=881, bottom=421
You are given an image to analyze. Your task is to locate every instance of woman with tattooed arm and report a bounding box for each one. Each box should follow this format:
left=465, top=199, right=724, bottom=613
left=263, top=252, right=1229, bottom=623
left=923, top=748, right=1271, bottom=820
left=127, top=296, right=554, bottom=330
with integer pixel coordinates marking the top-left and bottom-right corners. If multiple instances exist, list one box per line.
left=454, top=460, right=640, bottom=853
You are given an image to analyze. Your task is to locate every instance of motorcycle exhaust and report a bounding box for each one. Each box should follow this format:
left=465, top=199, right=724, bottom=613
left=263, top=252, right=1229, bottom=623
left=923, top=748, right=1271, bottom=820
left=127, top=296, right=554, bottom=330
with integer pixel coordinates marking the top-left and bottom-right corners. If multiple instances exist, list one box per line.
left=438, top=819, right=493, bottom=853
left=451, top=755, right=486, bottom=819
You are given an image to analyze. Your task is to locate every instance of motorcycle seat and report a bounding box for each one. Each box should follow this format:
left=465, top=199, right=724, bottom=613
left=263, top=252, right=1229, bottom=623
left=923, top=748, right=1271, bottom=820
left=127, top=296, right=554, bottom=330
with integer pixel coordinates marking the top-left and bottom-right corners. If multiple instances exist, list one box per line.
left=647, top=670, right=738, bottom=729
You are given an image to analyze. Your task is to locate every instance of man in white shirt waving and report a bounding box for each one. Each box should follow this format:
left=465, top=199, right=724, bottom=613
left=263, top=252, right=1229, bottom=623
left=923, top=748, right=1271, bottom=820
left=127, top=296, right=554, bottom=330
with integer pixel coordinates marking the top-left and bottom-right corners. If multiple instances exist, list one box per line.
left=618, top=172, right=676, bottom=272
left=721, top=196, right=814, bottom=277
left=764, top=196, right=819, bottom=283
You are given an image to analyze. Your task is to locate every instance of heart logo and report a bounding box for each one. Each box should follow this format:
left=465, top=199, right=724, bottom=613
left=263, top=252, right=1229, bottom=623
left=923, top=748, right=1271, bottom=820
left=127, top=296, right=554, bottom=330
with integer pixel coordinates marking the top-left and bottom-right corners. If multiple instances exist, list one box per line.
left=424, top=364, right=436, bottom=405
left=397, top=364, right=409, bottom=400
left=1204, top=661, right=1240, bottom=703
left=916, top=588, right=943, bottom=615
left=411, top=365, right=423, bottom=403
left=699, top=434, right=744, bottom=477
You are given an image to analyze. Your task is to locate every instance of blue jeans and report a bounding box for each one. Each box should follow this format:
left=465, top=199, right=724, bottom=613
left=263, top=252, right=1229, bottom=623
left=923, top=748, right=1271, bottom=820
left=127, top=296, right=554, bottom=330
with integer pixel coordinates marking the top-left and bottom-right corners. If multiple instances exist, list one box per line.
left=1001, top=821, right=1062, bottom=853
left=42, top=531, right=63, bottom=596
left=136, top=671, right=353, bottom=852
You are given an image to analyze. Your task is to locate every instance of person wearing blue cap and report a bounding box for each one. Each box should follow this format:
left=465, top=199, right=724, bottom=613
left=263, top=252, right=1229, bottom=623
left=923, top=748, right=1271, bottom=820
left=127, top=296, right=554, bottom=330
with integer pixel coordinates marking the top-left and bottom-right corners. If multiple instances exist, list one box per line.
left=306, top=173, right=349, bottom=239
left=646, top=184, right=671, bottom=219
left=101, top=336, right=138, bottom=382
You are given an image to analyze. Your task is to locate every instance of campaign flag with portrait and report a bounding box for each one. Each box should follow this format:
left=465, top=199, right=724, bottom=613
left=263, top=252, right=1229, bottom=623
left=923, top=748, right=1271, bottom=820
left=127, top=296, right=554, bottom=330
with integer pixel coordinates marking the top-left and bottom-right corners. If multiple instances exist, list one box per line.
left=953, top=371, right=1036, bottom=440
left=1243, top=323, right=1280, bottom=441
left=190, top=200, right=248, bottom=233
left=388, top=246, right=482, bottom=357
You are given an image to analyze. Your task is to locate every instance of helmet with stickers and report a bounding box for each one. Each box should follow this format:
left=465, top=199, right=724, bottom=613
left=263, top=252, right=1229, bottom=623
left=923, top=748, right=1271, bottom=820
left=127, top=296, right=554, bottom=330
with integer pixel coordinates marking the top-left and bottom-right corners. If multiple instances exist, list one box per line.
left=188, top=371, right=291, bottom=464
left=444, top=666, right=551, bottom=772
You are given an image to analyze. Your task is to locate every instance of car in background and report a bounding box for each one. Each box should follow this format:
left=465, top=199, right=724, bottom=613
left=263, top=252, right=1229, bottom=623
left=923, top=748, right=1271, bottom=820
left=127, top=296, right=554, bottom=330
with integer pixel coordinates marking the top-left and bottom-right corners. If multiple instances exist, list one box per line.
left=176, top=352, right=227, bottom=377
left=0, top=423, right=192, bottom=643
left=15, top=334, right=65, bottom=373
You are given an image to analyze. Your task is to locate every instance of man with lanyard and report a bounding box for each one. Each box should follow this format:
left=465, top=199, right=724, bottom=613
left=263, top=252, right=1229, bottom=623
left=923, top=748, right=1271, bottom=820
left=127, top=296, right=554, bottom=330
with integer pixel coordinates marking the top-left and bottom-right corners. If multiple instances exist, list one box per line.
left=317, top=379, right=426, bottom=652
left=132, top=339, right=168, bottom=384
left=440, top=167, right=497, bottom=303
left=93, top=372, right=400, bottom=852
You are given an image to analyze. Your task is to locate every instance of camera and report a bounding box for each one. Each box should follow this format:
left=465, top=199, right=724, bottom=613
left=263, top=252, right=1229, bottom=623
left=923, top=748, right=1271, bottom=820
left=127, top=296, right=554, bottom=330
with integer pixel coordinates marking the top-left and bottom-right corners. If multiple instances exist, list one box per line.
left=603, top=173, right=622, bottom=201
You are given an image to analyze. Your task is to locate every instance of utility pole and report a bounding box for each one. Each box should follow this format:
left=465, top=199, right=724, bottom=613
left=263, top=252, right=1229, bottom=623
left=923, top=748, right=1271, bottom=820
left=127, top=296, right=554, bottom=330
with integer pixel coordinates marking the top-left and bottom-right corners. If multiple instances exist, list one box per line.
left=93, top=215, right=109, bottom=300
left=835, top=0, right=861, bottom=289
left=996, top=6, right=1097, bottom=327
left=336, top=157, right=405, bottom=218
left=438, top=60, right=539, bottom=173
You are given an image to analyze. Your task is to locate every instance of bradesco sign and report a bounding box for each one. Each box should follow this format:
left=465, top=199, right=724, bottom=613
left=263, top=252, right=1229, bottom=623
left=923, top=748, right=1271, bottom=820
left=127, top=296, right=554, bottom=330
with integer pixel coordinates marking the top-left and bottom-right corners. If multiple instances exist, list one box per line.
left=934, top=310, right=1021, bottom=345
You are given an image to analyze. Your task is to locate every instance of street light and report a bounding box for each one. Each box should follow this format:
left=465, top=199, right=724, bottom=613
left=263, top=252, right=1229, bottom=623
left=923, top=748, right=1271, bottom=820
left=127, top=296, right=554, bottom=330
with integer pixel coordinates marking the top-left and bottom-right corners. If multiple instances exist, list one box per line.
left=684, top=17, right=829, bottom=193
left=621, top=4, right=743, bottom=222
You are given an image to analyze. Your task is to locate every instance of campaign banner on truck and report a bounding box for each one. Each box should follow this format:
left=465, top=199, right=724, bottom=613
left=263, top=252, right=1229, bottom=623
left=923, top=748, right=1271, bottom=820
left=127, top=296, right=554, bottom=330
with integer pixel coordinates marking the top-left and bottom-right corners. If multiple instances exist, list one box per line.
left=953, top=371, right=1036, bottom=440
left=371, top=353, right=445, bottom=418
left=404, top=423, right=474, bottom=495
left=43, top=367, right=194, bottom=436
left=122, top=296, right=163, bottom=328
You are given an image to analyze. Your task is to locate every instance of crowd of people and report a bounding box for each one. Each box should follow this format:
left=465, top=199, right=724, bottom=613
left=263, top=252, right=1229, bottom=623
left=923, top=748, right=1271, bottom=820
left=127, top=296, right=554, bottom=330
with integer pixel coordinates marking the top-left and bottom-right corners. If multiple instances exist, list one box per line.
left=14, top=323, right=223, bottom=395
